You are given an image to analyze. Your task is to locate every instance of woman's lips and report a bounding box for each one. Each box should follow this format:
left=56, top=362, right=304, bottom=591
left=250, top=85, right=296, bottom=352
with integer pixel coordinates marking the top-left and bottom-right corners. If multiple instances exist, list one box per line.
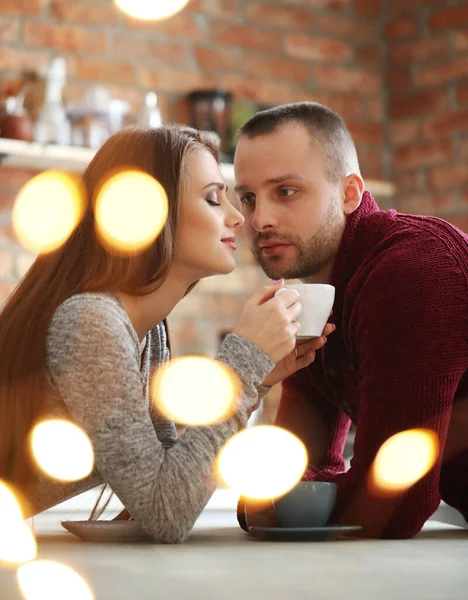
left=222, top=240, right=237, bottom=250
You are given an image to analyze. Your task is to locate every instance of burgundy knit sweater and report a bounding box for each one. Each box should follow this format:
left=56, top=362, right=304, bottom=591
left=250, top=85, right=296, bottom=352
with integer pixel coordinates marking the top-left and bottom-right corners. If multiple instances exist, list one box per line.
left=238, top=192, right=468, bottom=539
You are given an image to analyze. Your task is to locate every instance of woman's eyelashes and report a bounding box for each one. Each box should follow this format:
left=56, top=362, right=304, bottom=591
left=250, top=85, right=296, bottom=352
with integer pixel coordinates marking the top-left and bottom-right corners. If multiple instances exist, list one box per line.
left=206, top=192, right=220, bottom=206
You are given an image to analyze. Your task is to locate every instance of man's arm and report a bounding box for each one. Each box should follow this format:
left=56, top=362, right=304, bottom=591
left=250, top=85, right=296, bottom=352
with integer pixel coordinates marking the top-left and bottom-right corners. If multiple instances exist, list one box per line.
left=311, top=243, right=468, bottom=539
left=237, top=368, right=351, bottom=531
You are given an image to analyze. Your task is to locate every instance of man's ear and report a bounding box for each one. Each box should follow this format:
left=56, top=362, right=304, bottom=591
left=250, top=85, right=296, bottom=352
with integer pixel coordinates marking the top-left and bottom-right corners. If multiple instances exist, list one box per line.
left=343, top=173, right=364, bottom=216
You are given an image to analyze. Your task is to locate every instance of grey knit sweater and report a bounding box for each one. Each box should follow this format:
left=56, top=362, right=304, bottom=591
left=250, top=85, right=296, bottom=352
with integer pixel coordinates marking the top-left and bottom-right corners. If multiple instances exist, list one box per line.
left=28, top=293, right=274, bottom=543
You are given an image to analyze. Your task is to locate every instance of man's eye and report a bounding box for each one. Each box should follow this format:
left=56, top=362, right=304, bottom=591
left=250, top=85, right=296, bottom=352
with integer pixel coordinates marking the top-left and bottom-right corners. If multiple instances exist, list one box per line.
left=279, top=189, right=295, bottom=197
left=240, top=194, right=255, bottom=205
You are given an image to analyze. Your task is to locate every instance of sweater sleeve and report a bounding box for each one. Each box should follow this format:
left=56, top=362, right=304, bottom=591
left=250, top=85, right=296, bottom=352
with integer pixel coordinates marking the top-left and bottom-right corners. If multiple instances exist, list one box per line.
left=308, top=241, right=468, bottom=539
left=236, top=367, right=350, bottom=532
left=47, top=297, right=274, bottom=543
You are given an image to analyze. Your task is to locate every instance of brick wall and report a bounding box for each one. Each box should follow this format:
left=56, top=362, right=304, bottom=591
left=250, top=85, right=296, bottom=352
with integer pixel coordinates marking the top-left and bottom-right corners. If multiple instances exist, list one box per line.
left=0, top=1, right=467, bottom=421
left=387, top=0, right=468, bottom=231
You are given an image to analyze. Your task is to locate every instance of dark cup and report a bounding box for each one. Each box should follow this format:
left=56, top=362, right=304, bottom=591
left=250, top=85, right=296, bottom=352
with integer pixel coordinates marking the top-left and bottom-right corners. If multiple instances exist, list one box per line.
left=272, top=481, right=337, bottom=528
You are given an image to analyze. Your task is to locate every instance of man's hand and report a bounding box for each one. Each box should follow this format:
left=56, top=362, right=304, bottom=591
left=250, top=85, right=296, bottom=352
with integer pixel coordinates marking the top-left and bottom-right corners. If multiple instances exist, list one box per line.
left=262, top=322, right=335, bottom=388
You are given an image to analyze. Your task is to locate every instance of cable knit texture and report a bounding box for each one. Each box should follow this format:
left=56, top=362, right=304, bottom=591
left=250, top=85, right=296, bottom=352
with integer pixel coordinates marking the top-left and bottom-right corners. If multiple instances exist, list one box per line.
left=238, top=192, right=468, bottom=539
left=28, top=293, right=274, bottom=543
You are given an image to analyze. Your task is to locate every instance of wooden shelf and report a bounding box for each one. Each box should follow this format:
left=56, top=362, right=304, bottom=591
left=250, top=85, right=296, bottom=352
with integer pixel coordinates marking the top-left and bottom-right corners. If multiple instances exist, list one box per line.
left=0, top=138, right=395, bottom=198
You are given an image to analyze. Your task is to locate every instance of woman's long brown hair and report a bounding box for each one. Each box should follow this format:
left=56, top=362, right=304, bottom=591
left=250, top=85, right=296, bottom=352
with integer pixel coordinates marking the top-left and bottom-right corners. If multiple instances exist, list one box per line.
left=0, top=124, right=218, bottom=490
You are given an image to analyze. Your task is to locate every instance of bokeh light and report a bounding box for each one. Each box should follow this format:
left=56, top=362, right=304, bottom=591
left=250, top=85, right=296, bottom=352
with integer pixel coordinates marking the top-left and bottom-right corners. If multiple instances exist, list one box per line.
left=12, top=171, right=85, bottom=254
left=371, top=428, right=439, bottom=493
left=17, top=561, right=94, bottom=600
left=31, top=420, right=94, bottom=482
left=152, top=357, right=239, bottom=425
left=94, top=169, right=168, bottom=255
left=115, top=0, right=191, bottom=20
left=0, top=480, right=23, bottom=522
left=217, top=426, right=308, bottom=500
left=0, top=481, right=36, bottom=566
left=0, top=519, right=37, bottom=566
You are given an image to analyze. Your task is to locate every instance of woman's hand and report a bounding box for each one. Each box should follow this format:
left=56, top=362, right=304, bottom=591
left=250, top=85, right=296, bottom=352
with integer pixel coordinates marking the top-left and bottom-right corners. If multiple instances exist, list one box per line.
left=262, top=322, right=336, bottom=388
left=232, top=281, right=302, bottom=363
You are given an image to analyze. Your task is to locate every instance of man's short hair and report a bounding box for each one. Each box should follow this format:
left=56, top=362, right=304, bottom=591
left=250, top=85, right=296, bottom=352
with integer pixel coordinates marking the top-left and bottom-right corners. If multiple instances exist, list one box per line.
left=238, top=101, right=360, bottom=183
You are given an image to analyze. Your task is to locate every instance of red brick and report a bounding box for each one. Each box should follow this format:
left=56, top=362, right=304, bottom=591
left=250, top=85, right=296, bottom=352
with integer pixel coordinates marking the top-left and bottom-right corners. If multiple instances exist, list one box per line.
left=241, top=54, right=309, bottom=84
left=355, top=0, right=382, bottom=17
left=417, top=56, right=468, bottom=87
left=0, top=47, right=49, bottom=71
left=389, top=36, right=448, bottom=66
left=72, top=57, right=136, bottom=86
left=405, top=193, right=457, bottom=216
left=389, top=0, right=447, bottom=16
left=0, top=17, right=18, bottom=43
left=389, top=89, right=449, bottom=119
left=347, top=123, right=383, bottom=145
left=460, top=138, right=468, bottom=162
left=360, top=149, right=383, bottom=180
left=429, top=6, right=468, bottom=31
left=317, top=14, right=378, bottom=41
left=364, top=98, right=384, bottom=121
left=390, top=120, right=421, bottom=146
left=113, top=34, right=189, bottom=67
left=301, top=92, right=364, bottom=122
left=281, top=0, right=351, bottom=8
left=246, top=3, right=313, bottom=30
left=0, top=169, right=37, bottom=189
left=312, top=65, right=382, bottom=94
left=457, top=83, right=468, bottom=106
left=428, top=164, right=468, bottom=190
left=125, top=12, right=204, bottom=41
left=355, top=46, right=383, bottom=70
left=0, top=282, right=16, bottom=307
left=217, top=74, right=295, bottom=105
left=0, top=190, right=15, bottom=211
left=50, top=0, right=120, bottom=25
left=211, top=23, right=280, bottom=53
left=194, top=46, right=237, bottom=72
left=188, top=0, right=237, bottom=19
left=386, top=17, right=418, bottom=40
left=284, top=34, right=353, bottom=62
left=393, top=139, right=453, bottom=170
left=0, top=0, right=46, bottom=16
left=448, top=216, right=468, bottom=233
left=139, top=67, right=214, bottom=93
left=452, top=30, right=468, bottom=53
left=23, top=20, right=108, bottom=54
left=394, top=170, right=424, bottom=194
left=387, top=69, right=413, bottom=90
left=424, top=109, right=468, bottom=139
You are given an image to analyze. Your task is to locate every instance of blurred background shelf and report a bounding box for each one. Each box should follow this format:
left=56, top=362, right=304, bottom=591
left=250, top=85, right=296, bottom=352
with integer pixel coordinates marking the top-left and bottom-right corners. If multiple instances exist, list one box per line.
left=0, top=138, right=396, bottom=199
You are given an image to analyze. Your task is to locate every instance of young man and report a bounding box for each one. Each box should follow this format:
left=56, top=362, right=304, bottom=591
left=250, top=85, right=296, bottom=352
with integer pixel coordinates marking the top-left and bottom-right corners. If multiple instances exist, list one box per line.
left=233, top=102, right=468, bottom=539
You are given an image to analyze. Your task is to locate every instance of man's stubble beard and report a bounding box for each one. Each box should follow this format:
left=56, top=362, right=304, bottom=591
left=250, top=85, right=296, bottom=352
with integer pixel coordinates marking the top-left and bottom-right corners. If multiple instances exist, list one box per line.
left=253, top=195, right=345, bottom=281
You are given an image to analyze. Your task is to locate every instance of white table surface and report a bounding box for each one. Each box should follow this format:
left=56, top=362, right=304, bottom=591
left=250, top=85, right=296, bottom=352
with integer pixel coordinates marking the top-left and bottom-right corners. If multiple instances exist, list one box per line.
left=1, top=510, right=466, bottom=600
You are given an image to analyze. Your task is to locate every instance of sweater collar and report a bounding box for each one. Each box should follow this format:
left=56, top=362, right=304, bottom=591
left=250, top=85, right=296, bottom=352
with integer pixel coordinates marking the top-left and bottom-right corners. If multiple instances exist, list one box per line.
left=330, top=190, right=387, bottom=316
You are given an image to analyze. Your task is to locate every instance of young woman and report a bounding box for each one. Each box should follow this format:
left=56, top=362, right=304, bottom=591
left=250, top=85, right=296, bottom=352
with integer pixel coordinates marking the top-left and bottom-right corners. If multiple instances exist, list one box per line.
left=0, top=125, right=330, bottom=543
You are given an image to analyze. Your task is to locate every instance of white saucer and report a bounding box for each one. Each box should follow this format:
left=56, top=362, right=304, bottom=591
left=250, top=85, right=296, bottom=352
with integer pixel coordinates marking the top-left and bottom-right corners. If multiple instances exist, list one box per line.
left=62, top=520, right=154, bottom=543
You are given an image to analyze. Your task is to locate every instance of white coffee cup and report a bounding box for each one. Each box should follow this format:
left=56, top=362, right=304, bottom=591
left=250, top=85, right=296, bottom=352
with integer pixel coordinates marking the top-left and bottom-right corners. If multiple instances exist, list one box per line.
left=275, top=283, right=335, bottom=338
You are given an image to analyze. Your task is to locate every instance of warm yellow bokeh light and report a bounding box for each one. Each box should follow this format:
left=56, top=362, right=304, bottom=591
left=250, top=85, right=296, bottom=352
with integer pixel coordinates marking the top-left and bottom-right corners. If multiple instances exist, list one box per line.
left=31, top=420, right=94, bottom=482
left=0, top=480, right=36, bottom=566
left=17, top=561, right=94, bottom=600
left=152, top=357, right=239, bottom=425
left=12, top=171, right=85, bottom=254
left=94, top=169, right=168, bottom=255
left=0, top=480, right=23, bottom=523
left=372, top=428, right=439, bottom=493
left=115, top=0, right=191, bottom=20
left=217, top=426, right=308, bottom=500
left=0, top=520, right=37, bottom=565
